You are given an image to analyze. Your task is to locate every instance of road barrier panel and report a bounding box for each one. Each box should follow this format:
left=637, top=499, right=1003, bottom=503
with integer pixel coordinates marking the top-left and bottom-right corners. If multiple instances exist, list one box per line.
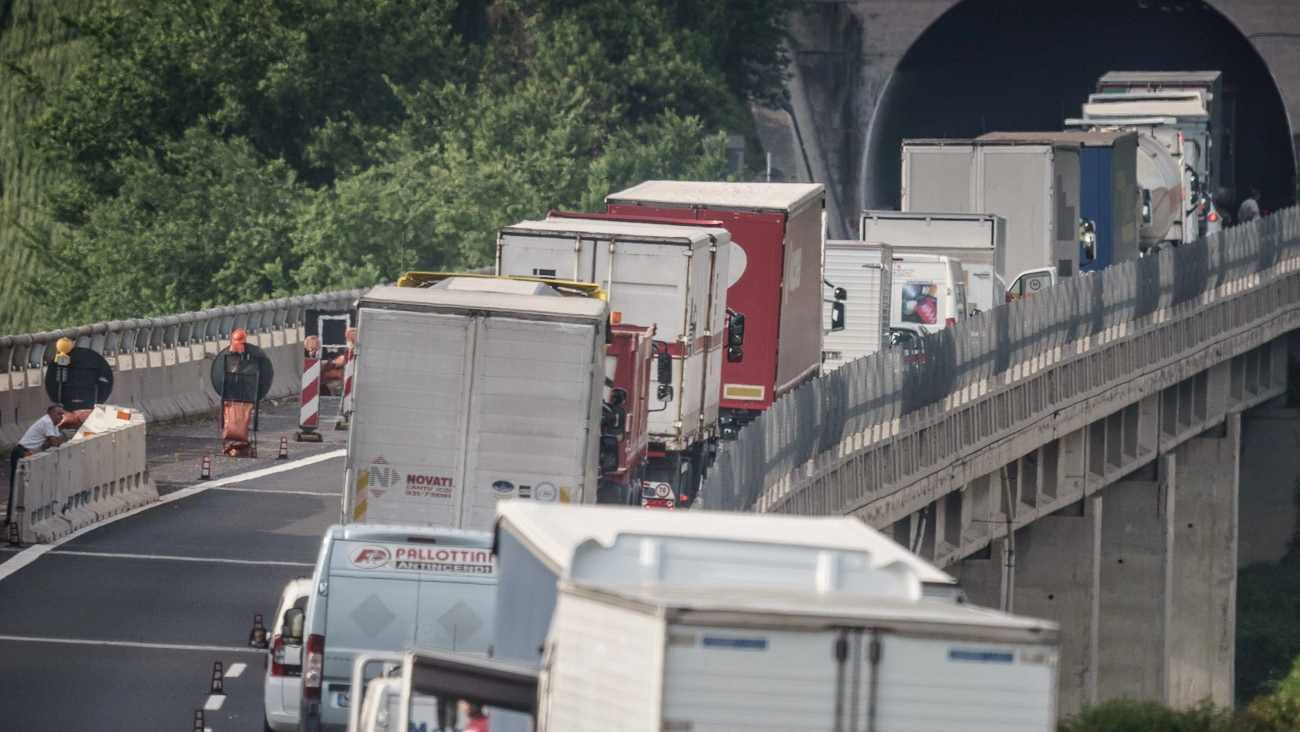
left=11, top=405, right=158, bottom=543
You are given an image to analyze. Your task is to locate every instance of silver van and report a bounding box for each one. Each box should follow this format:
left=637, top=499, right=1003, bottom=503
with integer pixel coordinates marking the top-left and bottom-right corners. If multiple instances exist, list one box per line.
left=299, top=524, right=497, bottom=732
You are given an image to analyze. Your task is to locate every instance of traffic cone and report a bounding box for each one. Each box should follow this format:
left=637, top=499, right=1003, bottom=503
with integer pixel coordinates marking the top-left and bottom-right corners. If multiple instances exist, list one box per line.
left=210, top=661, right=225, bottom=695
left=192, top=710, right=204, bottom=732
left=199, top=455, right=212, bottom=480
left=277, top=436, right=289, bottom=460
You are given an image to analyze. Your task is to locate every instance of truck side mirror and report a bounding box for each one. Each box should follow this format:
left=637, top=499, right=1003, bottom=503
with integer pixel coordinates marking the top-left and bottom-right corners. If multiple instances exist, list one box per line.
left=727, top=312, right=746, bottom=347
left=1079, top=218, right=1097, bottom=265
left=656, top=383, right=674, bottom=402
left=834, top=287, right=847, bottom=301
left=828, top=301, right=846, bottom=333
left=656, top=350, right=672, bottom=385
left=598, top=435, right=620, bottom=472
left=727, top=346, right=744, bottom=364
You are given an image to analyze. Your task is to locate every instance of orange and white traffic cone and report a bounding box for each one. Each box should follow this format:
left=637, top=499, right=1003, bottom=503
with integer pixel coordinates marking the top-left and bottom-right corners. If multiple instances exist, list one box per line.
left=210, top=661, right=225, bottom=695
left=277, top=436, right=289, bottom=460
left=200, top=455, right=212, bottom=480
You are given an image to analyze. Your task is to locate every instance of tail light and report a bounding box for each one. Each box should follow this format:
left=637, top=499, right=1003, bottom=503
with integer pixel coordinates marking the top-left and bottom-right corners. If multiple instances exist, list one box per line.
left=303, top=634, right=324, bottom=700
left=1208, top=211, right=1219, bottom=222
left=945, top=317, right=956, bottom=327
left=270, top=636, right=287, bottom=677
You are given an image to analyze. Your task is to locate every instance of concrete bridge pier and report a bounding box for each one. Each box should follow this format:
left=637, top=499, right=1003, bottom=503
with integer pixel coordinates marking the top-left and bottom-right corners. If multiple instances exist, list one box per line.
left=955, top=415, right=1241, bottom=714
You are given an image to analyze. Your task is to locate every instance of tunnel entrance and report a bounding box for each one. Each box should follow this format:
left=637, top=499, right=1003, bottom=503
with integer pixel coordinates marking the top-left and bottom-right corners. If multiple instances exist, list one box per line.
left=864, top=0, right=1295, bottom=219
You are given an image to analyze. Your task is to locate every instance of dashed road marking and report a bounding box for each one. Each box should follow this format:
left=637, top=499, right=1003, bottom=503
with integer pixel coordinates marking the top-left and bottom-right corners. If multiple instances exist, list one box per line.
left=48, top=550, right=313, bottom=567
left=0, top=635, right=264, bottom=654
left=204, top=695, right=226, bottom=711
left=226, top=662, right=247, bottom=678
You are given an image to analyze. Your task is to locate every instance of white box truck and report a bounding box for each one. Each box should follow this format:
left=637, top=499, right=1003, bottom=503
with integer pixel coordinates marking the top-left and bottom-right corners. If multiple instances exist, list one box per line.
left=342, top=277, right=608, bottom=530
left=861, top=211, right=1006, bottom=315
left=299, top=524, right=497, bottom=732
left=890, top=253, right=968, bottom=329
left=539, top=580, right=1059, bottom=732
left=488, top=501, right=958, bottom=732
left=821, top=241, right=891, bottom=372
left=496, top=218, right=732, bottom=507
left=902, top=139, right=1081, bottom=299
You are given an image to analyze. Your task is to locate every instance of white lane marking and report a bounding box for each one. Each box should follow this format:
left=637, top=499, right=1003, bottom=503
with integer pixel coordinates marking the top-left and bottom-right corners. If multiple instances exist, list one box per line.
left=205, top=695, right=226, bottom=711
left=226, top=662, right=247, bottom=678
left=213, top=486, right=338, bottom=496
left=0, top=449, right=345, bottom=583
left=49, top=550, right=313, bottom=567
left=0, top=634, right=265, bottom=654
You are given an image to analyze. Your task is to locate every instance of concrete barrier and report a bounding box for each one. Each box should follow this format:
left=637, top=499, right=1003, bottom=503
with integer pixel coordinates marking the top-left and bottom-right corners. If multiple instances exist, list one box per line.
left=0, top=290, right=363, bottom=445
left=12, top=405, right=158, bottom=543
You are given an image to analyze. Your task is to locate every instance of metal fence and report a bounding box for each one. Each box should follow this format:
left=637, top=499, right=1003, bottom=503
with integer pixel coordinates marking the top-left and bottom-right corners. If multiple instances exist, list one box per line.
left=704, top=206, right=1300, bottom=512
left=0, top=289, right=364, bottom=377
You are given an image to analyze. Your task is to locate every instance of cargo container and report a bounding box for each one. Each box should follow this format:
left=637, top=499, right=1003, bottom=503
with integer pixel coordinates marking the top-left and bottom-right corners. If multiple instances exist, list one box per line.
left=342, top=277, right=612, bottom=529
left=821, top=241, right=891, bottom=372
left=604, top=181, right=827, bottom=436
left=902, top=139, right=1081, bottom=299
left=496, top=218, right=732, bottom=507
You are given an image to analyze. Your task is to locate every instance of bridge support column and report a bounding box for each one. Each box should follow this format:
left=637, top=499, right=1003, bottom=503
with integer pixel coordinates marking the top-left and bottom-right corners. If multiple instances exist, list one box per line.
left=1011, top=495, right=1102, bottom=717
left=1168, top=413, right=1239, bottom=708
left=1096, top=457, right=1174, bottom=704
left=953, top=537, right=1009, bottom=610
left=1238, top=404, right=1300, bottom=565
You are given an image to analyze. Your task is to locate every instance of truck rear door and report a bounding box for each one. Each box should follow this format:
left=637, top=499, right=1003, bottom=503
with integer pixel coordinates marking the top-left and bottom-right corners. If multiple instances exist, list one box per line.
left=347, top=308, right=471, bottom=526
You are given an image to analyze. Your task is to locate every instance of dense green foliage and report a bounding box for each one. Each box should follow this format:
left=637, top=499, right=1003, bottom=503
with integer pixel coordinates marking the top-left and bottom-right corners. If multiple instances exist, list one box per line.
left=0, top=0, right=96, bottom=334
left=9, top=0, right=792, bottom=329
left=1237, top=480, right=1300, bottom=704
left=1058, top=698, right=1231, bottom=732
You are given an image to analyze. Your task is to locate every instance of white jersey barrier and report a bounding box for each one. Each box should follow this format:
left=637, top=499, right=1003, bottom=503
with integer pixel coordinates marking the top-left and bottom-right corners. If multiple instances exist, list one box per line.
left=12, top=405, right=158, bottom=544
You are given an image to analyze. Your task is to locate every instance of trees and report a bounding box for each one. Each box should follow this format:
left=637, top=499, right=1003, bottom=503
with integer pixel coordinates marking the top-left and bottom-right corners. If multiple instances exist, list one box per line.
left=21, top=0, right=791, bottom=327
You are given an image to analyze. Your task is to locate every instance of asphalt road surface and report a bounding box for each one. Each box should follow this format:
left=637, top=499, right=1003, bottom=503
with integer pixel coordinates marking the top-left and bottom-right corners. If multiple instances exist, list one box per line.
left=0, top=447, right=344, bottom=732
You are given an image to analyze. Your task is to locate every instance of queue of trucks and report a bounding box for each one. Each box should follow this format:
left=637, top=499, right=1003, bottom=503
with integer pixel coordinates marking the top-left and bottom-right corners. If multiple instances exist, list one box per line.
left=262, top=68, right=1230, bottom=732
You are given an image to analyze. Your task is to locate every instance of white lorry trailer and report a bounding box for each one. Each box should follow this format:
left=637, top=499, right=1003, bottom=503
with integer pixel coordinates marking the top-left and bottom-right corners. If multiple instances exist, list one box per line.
left=539, top=580, right=1059, bottom=732
left=496, top=218, right=732, bottom=507
left=861, top=211, right=1006, bottom=315
left=821, top=241, right=891, bottom=372
left=902, top=138, right=1081, bottom=300
left=489, top=501, right=958, bottom=732
left=342, top=277, right=607, bottom=530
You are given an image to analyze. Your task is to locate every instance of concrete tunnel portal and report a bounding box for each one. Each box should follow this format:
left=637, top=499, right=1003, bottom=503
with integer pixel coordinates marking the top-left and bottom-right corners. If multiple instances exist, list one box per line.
left=862, top=0, right=1295, bottom=219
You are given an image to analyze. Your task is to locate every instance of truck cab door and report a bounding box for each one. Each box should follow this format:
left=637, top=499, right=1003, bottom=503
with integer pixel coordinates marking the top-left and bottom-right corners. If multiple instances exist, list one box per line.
left=1005, top=268, right=1056, bottom=302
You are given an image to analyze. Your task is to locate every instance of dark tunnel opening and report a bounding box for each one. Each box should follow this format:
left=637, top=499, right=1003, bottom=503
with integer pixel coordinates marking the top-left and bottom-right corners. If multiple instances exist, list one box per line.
left=864, top=0, right=1295, bottom=218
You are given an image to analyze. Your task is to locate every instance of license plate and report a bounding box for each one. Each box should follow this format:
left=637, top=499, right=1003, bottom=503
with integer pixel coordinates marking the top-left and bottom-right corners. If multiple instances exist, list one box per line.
left=643, top=498, right=674, bottom=509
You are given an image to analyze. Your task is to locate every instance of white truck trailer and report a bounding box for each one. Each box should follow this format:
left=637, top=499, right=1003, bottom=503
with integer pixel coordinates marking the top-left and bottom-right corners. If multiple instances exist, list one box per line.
left=496, top=218, right=732, bottom=507
left=861, top=211, right=1006, bottom=315
left=821, top=241, right=891, bottom=373
left=342, top=277, right=607, bottom=530
left=902, top=138, right=1081, bottom=300
left=540, top=580, right=1059, bottom=732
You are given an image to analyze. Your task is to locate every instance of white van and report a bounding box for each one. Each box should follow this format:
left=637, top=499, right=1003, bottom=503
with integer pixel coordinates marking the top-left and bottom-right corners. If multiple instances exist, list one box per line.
left=299, top=524, right=497, bottom=732
left=890, top=253, right=967, bottom=329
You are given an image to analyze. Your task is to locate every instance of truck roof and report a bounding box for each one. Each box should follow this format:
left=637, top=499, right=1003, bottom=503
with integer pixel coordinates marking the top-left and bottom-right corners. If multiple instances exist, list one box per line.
left=903, top=137, right=1080, bottom=152
left=501, top=218, right=730, bottom=245
left=977, top=130, right=1137, bottom=147
left=1098, top=70, right=1221, bottom=85
left=560, top=580, right=1058, bottom=642
left=495, top=502, right=955, bottom=586
left=359, top=283, right=608, bottom=322
left=1082, top=95, right=1208, bottom=120
left=606, top=181, right=824, bottom=215
left=861, top=211, right=1005, bottom=225
left=324, top=523, right=495, bottom=546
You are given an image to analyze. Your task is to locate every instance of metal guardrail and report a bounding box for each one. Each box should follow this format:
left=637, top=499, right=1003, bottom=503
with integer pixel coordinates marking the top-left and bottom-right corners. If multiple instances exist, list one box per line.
left=0, top=289, right=364, bottom=377
left=704, top=206, right=1300, bottom=512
